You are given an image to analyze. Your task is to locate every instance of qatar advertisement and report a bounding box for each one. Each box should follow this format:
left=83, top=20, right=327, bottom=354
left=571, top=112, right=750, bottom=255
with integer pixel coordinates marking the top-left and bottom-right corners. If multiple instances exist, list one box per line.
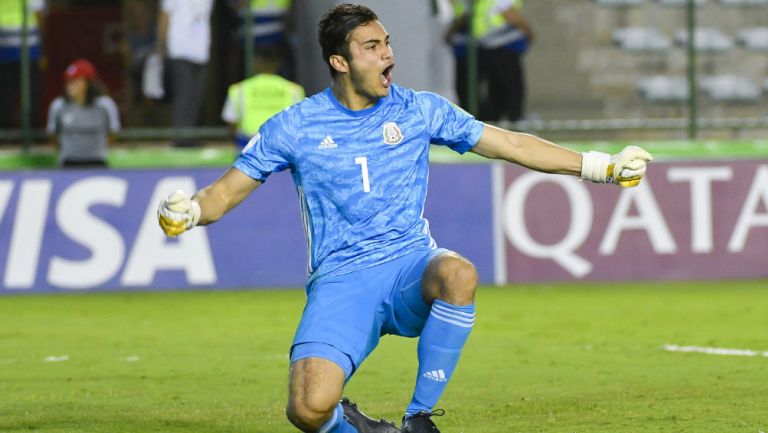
left=496, top=161, right=768, bottom=282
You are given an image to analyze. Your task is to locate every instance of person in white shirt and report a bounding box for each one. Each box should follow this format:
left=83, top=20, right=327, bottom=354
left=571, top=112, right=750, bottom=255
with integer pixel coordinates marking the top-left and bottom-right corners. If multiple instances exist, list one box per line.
left=155, top=0, right=214, bottom=147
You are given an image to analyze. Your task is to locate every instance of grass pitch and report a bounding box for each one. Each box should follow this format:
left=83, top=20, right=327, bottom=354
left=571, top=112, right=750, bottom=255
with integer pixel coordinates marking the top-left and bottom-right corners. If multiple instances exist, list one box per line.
left=1, top=281, right=767, bottom=433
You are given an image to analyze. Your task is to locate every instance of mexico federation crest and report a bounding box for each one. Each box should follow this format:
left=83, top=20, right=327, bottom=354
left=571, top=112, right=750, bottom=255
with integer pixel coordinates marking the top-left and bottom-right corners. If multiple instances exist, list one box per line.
left=382, top=122, right=404, bottom=145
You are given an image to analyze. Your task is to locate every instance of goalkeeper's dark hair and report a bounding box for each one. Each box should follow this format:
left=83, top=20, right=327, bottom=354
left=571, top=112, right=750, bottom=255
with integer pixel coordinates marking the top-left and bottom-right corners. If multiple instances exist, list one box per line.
left=318, top=3, right=379, bottom=78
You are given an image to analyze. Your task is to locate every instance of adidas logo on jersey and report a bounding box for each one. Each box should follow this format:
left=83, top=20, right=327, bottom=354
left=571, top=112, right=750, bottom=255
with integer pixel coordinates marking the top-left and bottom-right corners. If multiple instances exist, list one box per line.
left=422, top=369, right=447, bottom=383
left=318, top=135, right=337, bottom=149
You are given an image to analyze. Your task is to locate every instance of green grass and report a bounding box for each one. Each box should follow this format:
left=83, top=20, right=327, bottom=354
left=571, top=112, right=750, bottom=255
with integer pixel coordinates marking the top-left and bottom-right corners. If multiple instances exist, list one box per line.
left=1, top=281, right=767, bottom=433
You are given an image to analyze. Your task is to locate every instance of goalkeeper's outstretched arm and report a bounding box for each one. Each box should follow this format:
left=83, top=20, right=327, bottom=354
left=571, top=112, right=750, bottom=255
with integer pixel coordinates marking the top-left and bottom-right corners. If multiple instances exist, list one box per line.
left=158, top=168, right=260, bottom=237
left=470, top=124, right=653, bottom=187
left=194, top=168, right=261, bottom=225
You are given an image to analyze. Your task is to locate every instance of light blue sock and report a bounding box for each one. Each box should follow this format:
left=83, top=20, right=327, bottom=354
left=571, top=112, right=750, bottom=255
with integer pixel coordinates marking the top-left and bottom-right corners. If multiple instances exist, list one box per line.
left=406, top=299, right=475, bottom=416
left=319, top=403, right=358, bottom=433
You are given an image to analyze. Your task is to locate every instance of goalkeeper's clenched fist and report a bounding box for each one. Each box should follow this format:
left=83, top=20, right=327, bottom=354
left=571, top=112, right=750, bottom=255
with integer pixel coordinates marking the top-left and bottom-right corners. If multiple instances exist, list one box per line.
left=580, top=146, right=654, bottom=188
left=158, top=190, right=201, bottom=237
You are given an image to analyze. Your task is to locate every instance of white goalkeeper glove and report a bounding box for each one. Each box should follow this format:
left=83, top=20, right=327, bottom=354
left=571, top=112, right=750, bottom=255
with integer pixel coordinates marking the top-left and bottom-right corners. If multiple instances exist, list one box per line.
left=157, top=190, right=201, bottom=237
left=580, top=145, right=654, bottom=188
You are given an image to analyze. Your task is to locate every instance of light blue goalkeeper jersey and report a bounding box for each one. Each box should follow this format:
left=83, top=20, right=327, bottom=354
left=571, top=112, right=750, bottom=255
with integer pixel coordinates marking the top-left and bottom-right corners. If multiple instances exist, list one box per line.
left=233, top=84, right=485, bottom=281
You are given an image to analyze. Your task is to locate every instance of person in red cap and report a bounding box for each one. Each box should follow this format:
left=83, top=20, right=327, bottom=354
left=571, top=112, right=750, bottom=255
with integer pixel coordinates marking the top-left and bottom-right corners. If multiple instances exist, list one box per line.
left=46, top=58, right=121, bottom=168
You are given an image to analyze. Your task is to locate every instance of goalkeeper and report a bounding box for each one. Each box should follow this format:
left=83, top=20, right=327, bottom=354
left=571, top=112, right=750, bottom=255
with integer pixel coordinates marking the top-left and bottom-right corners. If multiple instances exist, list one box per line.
left=158, top=4, right=653, bottom=433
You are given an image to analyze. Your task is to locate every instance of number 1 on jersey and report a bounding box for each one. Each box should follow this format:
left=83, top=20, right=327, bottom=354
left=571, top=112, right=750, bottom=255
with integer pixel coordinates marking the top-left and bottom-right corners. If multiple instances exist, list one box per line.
left=355, top=156, right=370, bottom=192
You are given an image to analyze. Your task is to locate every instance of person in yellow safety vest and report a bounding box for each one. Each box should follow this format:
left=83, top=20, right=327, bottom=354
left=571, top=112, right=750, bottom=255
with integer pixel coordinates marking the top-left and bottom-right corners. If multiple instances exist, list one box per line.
left=473, top=0, right=534, bottom=122
left=221, top=45, right=304, bottom=149
left=235, top=0, right=295, bottom=80
left=0, top=0, right=46, bottom=129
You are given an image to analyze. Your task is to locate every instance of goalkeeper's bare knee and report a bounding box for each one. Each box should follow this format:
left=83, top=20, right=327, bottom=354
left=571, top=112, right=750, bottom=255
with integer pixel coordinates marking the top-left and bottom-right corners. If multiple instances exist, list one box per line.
left=422, top=252, right=478, bottom=306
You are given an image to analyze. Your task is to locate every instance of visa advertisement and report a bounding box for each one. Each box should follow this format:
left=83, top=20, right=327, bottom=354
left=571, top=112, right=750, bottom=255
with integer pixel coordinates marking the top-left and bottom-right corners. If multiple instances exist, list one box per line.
left=0, top=161, right=766, bottom=293
left=0, top=166, right=493, bottom=293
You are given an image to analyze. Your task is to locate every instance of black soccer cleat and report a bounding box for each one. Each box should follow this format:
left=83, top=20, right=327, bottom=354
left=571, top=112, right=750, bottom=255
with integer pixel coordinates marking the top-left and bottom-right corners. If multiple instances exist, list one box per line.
left=341, top=398, right=402, bottom=433
left=401, top=409, right=445, bottom=433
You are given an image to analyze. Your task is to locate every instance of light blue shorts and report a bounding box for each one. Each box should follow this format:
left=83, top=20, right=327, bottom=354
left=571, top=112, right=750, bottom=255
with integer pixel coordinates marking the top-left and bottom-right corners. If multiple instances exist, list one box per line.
left=290, top=247, right=448, bottom=379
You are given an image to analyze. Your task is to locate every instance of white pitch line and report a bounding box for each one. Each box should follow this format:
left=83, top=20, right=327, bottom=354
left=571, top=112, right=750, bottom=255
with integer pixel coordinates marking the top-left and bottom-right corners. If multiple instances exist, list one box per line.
left=44, top=355, right=70, bottom=362
left=664, top=344, right=768, bottom=358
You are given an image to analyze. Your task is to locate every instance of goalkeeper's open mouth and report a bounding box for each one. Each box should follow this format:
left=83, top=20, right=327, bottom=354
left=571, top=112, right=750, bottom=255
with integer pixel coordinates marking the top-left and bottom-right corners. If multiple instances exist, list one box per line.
left=380, top=63, right=395, bottom=87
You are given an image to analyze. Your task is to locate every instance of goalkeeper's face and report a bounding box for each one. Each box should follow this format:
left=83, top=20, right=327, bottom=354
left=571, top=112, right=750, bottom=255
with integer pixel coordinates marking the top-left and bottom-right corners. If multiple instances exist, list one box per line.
left=346, top=20, right=395, bottom=101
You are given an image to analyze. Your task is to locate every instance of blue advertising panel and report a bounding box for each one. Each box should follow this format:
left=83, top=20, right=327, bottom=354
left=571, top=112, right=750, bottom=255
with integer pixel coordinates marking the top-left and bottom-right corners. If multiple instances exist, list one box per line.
left=0, top=165, right=494, bottom=293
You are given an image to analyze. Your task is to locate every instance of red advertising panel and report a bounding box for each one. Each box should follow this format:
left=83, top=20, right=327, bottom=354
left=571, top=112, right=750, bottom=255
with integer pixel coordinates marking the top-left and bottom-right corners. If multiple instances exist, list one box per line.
left=499, top=160, right=768, bottom=282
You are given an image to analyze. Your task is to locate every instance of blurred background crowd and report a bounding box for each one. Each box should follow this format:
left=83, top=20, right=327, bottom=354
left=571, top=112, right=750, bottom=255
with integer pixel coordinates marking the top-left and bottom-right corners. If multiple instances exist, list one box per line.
left=2, top=0, right=768, bottom=159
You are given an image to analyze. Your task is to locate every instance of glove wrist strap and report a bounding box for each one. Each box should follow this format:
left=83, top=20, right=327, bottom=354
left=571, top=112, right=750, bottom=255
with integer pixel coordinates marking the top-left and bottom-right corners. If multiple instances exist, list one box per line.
left=580, top=151, right=612, bottom=184
left=188, top=200, right=201, bottom=229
